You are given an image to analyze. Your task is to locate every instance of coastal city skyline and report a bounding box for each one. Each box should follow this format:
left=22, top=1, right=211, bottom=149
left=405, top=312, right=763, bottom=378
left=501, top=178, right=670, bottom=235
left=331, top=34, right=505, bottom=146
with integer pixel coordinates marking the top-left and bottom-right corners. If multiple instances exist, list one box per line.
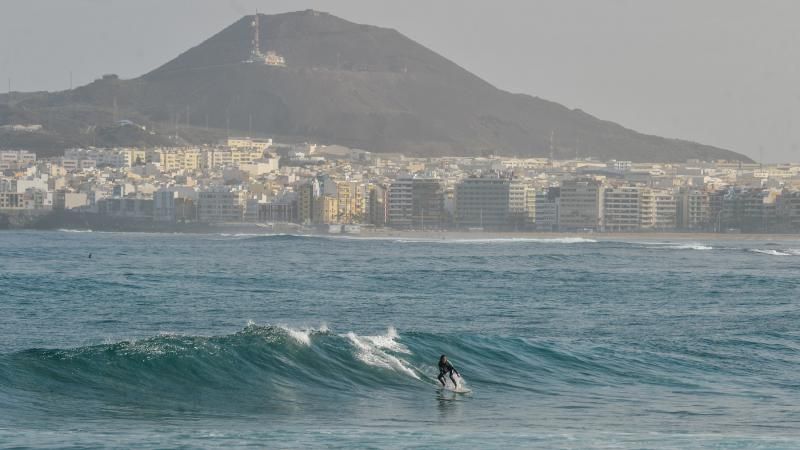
left=2, top=138, right=800, bottom=234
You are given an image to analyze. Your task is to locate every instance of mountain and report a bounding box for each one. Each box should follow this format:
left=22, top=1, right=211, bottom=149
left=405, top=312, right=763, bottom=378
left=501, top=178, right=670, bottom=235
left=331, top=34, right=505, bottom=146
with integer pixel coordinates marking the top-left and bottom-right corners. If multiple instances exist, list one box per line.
left=0, top=10, right=751, bottom=162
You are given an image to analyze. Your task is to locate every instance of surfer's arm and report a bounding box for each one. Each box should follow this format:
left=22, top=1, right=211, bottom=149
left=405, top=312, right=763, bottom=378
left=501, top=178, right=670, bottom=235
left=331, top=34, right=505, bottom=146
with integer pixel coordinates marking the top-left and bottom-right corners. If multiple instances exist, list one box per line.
left=450, top=364, right=459, bottom=375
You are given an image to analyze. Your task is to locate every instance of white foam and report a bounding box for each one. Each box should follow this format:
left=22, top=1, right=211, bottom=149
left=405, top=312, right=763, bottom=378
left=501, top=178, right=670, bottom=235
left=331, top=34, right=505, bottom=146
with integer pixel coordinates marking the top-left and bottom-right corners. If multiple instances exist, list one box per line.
left=284, top=328, right=312, bottom=346
left=750, top=249, right=791, bottom=256
left=345, top=328, right=419, bottom=379
left=670, top=244, right=713, bottom=251
left=362, top=327, right=410, bottom=354
left=243, top=321, right=326, bottom=346
left=643, top=241, right=712, bottom=250
left=277, top=325, right=327, bottom=346
left=217, top=233, right=287, bottom=238
left=394, top=237, right=598, bottom=244
left=58, top=228, right=92, bottom=233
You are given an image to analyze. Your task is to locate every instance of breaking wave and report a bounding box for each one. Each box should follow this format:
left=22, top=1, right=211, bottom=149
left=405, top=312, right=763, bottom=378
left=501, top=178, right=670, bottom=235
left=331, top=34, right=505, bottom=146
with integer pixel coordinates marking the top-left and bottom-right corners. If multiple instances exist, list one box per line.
left=0, top=325, right=447, bottom=417
left=749, top=249, right=793, bottom=256
left=643, top=242, right=713, bottom=251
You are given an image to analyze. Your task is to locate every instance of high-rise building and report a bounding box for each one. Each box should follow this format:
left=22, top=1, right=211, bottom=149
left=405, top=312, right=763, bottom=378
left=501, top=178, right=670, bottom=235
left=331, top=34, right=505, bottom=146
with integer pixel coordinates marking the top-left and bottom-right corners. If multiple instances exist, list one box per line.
left=336, top=181, right=366, bottom=224
left=677, top=188, right=712, bottom=230
left=508, top=180, right=533, bottom=229
left=720, top=188, right=780, bottom=232
left=780, top=190, right=800, bottom=231
left=603, top=185, right=641, bottom=231
left=651, top=189, right=677, bottom=230
left=558, top=178, right=603, bottom=231
left=387, top=177, right=444, bottom=229
left=534, top=187, right=559, bottom=231
left=198, top=188, right=246, bottom=223
left=153, top=189, right=177, bottom=222
left=367, top=183, right=387, bottom=227
left=455, top=176, right=511, bottom=230
left=297, top=182, right=314, bottom=224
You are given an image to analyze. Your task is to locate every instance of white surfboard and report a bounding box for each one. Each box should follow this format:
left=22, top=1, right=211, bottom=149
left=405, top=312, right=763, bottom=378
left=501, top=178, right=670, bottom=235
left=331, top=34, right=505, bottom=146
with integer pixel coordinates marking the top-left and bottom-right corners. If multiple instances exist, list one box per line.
left=441, top=385, right=471, bottom=394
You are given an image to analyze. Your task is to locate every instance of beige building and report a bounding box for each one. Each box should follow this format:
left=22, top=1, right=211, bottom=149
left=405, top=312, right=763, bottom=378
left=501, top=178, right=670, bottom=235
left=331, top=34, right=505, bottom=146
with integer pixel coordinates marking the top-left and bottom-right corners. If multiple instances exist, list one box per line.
left=336, top=181, right=366, bottom=224
left=204, top=149, right=265, bottom=169
left=155, top=149, right=202, bottom=171
left=603, top=186, right=641, bottom=231
left=320, top=195, right=339, bottom=224
left=652, top=189, right=677, bottom=230
left=227, top=137, right=273, bottom=151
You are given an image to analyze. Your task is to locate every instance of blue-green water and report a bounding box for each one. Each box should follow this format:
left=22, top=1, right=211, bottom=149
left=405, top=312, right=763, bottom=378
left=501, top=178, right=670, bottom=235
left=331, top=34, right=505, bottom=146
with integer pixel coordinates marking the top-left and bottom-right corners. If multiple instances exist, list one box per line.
left=2, top=230, right=800, bottom=448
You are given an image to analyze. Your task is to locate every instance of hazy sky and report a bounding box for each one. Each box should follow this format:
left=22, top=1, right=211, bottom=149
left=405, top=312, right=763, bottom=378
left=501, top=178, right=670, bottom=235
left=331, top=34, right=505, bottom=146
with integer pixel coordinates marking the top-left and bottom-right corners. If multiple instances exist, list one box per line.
left=2, top=0, right=799, bottom=162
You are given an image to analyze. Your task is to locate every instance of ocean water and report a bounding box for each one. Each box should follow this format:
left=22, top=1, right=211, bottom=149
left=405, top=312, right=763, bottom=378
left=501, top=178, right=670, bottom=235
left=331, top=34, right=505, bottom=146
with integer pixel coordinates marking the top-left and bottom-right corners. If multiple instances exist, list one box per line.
left=2, top=230, right=800, bottom=448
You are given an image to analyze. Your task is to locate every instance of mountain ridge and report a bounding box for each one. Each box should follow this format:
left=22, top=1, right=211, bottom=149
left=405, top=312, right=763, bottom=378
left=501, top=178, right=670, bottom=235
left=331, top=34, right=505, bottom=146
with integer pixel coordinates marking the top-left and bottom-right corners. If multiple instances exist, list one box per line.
left=0, top=10, right=752, bottom=163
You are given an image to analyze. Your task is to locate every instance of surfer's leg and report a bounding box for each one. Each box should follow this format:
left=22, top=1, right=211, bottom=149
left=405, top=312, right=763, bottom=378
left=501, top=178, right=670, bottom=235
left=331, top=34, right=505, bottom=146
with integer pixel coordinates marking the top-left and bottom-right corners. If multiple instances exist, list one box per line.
left=437, top=373, right=446, bottom=387
left=449, top=372, right=458, bottom=388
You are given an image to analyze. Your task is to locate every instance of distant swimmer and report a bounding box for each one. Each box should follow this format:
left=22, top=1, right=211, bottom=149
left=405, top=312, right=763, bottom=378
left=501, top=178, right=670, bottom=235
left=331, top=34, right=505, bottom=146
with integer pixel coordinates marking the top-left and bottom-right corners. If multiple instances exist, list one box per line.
left=88, top=253, right=92, bottom=259
left=437, top=354, right=460, bottom=388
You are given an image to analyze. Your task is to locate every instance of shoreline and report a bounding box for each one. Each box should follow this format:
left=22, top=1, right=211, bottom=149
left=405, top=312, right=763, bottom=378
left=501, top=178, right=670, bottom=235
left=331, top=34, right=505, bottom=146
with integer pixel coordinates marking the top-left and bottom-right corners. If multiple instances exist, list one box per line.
left=3, top=211, right=799, bottom=241
left=6, top=226, right=800, bottom=242
left=358, top=230, right=800, bottom=242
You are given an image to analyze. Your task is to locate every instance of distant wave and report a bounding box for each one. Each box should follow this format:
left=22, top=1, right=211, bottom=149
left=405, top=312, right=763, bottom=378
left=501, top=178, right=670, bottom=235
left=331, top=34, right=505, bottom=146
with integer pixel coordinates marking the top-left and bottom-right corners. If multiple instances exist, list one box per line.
left=678, top=245, right=712, bottom=250
left=659, top=243, right=713, bottom=251
left=215, top=233, right=600, bottom=244
left=57, top=228, right=93, bottom=233
left=392, top=237, right=598, bottom=244
left=633, top=241, right=713, bottom=251
left=749, top=249, right=793, bottom=256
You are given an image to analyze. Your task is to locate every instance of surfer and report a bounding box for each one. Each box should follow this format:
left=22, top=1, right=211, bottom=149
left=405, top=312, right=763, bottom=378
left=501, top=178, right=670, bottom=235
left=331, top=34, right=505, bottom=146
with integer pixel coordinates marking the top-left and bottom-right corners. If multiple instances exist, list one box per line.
left=437, top=355, right=460, bottom=388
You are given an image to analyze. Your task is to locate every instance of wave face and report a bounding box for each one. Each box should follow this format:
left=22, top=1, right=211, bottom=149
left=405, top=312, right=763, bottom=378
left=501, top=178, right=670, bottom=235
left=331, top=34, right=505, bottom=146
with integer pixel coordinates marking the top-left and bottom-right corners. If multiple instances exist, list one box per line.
left=0, top=325, right=432, bottom=417
left=5, top=322, right=800, bottom=424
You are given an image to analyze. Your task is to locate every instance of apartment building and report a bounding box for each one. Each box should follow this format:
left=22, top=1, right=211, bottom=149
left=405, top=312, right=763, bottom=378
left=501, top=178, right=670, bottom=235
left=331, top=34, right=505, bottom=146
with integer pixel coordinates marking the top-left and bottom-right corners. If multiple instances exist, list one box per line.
left=558, top=178, right=603, bottom=231
left=387, top=177, right=444, bottom=229
left=455, top=176, right=511, bottom=230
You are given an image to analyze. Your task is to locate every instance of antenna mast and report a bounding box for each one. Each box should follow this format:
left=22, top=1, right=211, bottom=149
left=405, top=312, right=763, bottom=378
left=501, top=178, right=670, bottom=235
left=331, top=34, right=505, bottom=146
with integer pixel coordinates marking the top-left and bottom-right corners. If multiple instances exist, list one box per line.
left=252, top=12, right=261, bottom=59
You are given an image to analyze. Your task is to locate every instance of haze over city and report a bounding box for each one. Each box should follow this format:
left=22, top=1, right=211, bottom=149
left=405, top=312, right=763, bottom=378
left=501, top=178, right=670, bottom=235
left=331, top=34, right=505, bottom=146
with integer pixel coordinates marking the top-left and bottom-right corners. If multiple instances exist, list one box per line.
left=2, top=0, right=799, bottom=162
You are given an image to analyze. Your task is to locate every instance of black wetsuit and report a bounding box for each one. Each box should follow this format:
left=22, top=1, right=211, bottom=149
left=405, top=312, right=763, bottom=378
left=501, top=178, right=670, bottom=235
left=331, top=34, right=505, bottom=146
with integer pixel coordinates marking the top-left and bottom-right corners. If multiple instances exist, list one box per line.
left=438, top=361, right=458, bottom=387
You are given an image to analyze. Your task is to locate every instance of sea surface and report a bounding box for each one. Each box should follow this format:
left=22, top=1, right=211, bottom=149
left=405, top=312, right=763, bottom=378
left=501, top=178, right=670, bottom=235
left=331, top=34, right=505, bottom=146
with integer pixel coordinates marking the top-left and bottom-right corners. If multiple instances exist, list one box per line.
left=2, top=230, right=800, bottom=448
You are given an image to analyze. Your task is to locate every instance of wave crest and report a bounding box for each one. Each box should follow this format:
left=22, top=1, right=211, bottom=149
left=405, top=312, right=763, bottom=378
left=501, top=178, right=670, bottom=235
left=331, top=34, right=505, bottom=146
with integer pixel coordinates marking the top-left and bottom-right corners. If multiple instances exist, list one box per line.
left=750, top=249, right=792, bottom=256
